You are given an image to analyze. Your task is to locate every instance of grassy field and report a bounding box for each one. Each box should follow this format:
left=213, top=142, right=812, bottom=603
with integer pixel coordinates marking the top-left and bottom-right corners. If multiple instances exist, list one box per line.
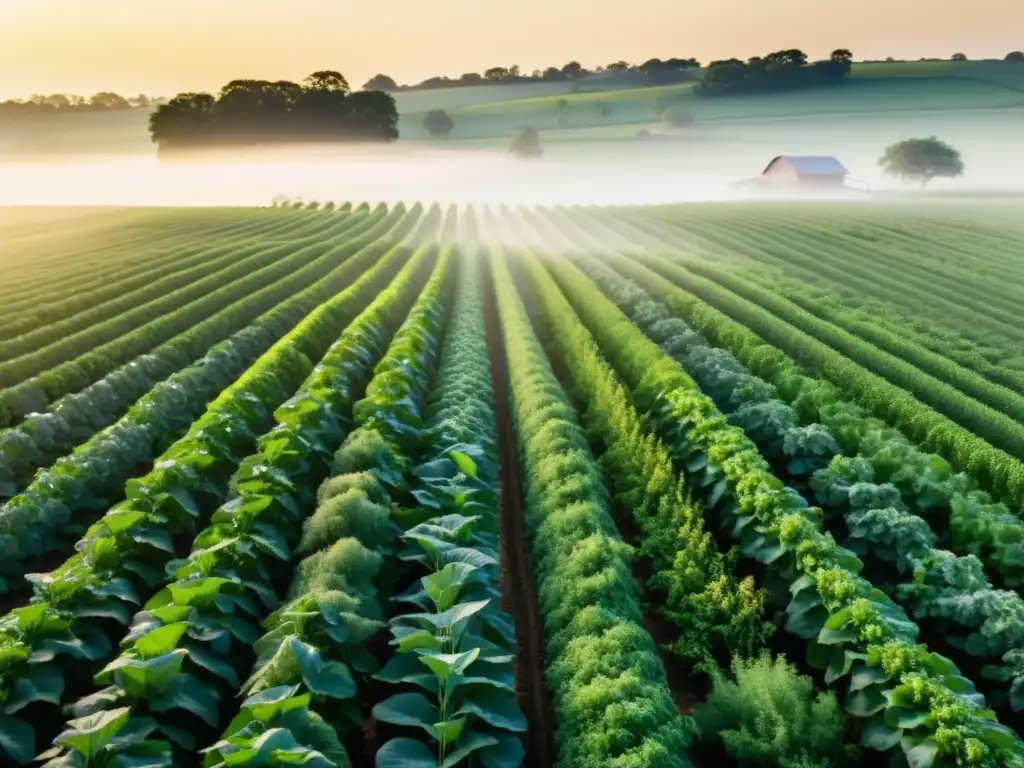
left=4, top=60, right=1023, bottom=157
left=0, top=201, right=1023, bottom=767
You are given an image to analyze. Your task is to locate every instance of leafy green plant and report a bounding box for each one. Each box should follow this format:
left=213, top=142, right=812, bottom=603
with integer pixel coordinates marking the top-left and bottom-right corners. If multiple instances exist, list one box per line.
left=693, top=653, right=850, bottom=768
left=561, top=241, right=1024, bottom=711
left=23, top=235, right=443, bottom=765
left=533, top=245, right=1024, bottom=767
left=490, top=245, right=694, bottom=767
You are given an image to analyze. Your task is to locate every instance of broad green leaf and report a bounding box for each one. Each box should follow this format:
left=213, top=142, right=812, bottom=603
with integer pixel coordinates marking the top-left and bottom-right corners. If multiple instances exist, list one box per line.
left=859, top=713, right=903, bottom=752
left=478, top=734, right=526, bottom=768
left=99, top=650, right=187, bottom=697
left=419, top=649, right=480, bottom=685
left=54, top=707, right=131, bottom=760
left=439, top=731, right=499, bottom=767
left=375, top=738, right=436, bottom=768
left=0, top=715, right=35, bottom=765
left=134, top=623, right=189, bottom=660
left=372, top=693, right=438, bottom=738
left=902, top=734, right=939, bottom=768
left=4, top=664, right=63, bottom=714
left=453, top=688, right=526, bottom=732
left=422, top=564, right=477, bottom=612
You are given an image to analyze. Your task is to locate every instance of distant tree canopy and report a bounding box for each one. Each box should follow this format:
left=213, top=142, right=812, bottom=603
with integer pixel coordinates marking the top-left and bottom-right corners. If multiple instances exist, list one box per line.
left=699, top=48, right=852, bottom=96
left=423, top=108, right=454, bottom=138
left=362, top=74, right=398, bottom=91
left=879, top=136, right=965, bottom=187
left=396, top=55, right=704, bottom=91
left=0, top=91, right=162, bottom=116
left=1006, top=51, right=1024, bottom=62
left=509, top=127, right=542, bottom=158
left=951, top=52, right=968, bottom=61
left=148, top=71, right=398, bottom=152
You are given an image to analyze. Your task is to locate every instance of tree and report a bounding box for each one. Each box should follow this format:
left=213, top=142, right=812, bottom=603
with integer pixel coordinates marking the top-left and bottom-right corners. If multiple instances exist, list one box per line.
left=509, top=127, right=542, bottom=158
left=89, top=92, right=131, bottom=110
left=561, top=61, right=586, bottom=79
left=423, top=108, right=454, bottom=138
left=1006, top=51, right=1024, bottom=62
left=605, top=61, right=630, bottom=71
left=830, top=48, right=853, bottom=75
left=304, top=71, right=350, bottom=93
left=879, top=136, right=965, bottom=187
left=951, top=52, right=968, bottom=61
left=484, top=67, right=510, bottom=82
left=362, top=74, right=398, bottom=91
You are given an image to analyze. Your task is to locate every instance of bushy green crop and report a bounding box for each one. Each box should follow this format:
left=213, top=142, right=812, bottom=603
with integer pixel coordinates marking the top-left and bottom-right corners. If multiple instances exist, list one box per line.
left=694, top=653, right=851, bottom=768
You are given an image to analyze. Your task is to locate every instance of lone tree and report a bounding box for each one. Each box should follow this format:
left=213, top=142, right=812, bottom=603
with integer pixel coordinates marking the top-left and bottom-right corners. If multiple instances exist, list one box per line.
left=879, top=136, right=964, bottom=187
left=951, top=52, right=968, bottom=61
left=509, top=126, right=542, bottom=158
left=423, top=108, right=454, bottom=138
left=363, top=74, right=398, bottom=91
left=1006, top=51, right=1024, bottom=62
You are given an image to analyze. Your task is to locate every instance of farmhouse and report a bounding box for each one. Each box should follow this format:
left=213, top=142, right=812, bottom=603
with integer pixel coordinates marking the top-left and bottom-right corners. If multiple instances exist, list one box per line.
left=760, top=155, right=849, bottom=187
left=732, top=155, right=869, bottom=193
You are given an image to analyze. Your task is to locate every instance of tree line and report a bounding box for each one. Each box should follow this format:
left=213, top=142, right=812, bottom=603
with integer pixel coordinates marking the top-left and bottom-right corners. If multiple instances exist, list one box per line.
left=148, top=71, right=398, bottom=153
left=699, top=49, right=853, bottom=95
left=0, top=92, right=166, bottom=115
left=362, top=57, right=702, bottom=92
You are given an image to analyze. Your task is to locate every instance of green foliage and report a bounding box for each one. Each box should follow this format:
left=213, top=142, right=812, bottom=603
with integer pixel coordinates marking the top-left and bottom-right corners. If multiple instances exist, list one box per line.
left=528, top=242, right=1024, bottom=766
left=515, top=247, right=771, bottom=671
left=508, top=127, right=542, bottom=158
left=297, top=487, right=392, bottom=555
left=4, top=218, right=443, bottom=766
left=879, top=136, right=965, bottom=186
left=562, top=239, right=1024, bottom=706
left=490, top=245, right=695, bottom=767
left=0, top=205, right=415, bottom=589
left=423, top=108, right=455, bottom=138
left=693, top=653, right=851, bottom=768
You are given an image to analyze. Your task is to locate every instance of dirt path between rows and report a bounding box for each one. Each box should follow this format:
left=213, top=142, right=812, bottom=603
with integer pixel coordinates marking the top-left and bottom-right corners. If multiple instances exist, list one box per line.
left=484, top=276, right=554, bottom=768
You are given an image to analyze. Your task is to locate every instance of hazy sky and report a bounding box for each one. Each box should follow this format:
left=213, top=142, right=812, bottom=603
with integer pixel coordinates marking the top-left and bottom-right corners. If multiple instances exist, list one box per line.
left=1, top=0, right=1020, bottom=98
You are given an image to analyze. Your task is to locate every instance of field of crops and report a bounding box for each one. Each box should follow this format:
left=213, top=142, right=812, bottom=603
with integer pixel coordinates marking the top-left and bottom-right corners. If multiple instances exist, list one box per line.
left=2, top=200, right=1024, bottom=768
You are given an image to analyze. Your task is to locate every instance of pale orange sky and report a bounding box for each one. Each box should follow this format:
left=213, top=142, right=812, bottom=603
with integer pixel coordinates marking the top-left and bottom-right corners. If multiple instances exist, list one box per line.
left=0, top=0, right=1019, bottom=98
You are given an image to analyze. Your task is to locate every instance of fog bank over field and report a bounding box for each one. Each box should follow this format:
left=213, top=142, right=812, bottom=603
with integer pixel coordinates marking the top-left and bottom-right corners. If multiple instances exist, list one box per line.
left=2, top=112, right=1023, bottom=208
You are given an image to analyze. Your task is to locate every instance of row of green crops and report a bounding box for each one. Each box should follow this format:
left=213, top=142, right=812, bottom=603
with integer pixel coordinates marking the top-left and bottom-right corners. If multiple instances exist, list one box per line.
left=534, top=248, right=1024, bottom=767
left=678, top=212, right=1024, bottom=398
left=756, top=267, right=1024, bottom=399
left=0, top=209, right=439, bottom=765
left=0, top=208, right=401, bottom=495
left=638, top=207, right=1024, bottom=366
left=0, top=210, right=312, bottom=333
left=30, top=226, right=447, bottom=767
left=0, top=208, right=394, bottom=429
left=372, top=242, right=526, bottom=767
left=0, top=211, right=358, bottom=390
left=203, top=228, right=462, bottom=767
left=489, top=246, right=695, bottom=767
left=557, top=245, right=1024, bottom=712
left=0, top=206, right=422, bottom=586
left=0, top=212, right=354, bottom=366
left=511, top=247, right=773, bottom=671
left=597, top=216, right=1024, bottom=512
left=664, top=254, right=1024, bottom=460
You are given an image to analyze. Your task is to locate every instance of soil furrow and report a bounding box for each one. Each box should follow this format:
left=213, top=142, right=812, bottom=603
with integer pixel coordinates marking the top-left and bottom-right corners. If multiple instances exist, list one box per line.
left=484, top=266, right=554, bottom=768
